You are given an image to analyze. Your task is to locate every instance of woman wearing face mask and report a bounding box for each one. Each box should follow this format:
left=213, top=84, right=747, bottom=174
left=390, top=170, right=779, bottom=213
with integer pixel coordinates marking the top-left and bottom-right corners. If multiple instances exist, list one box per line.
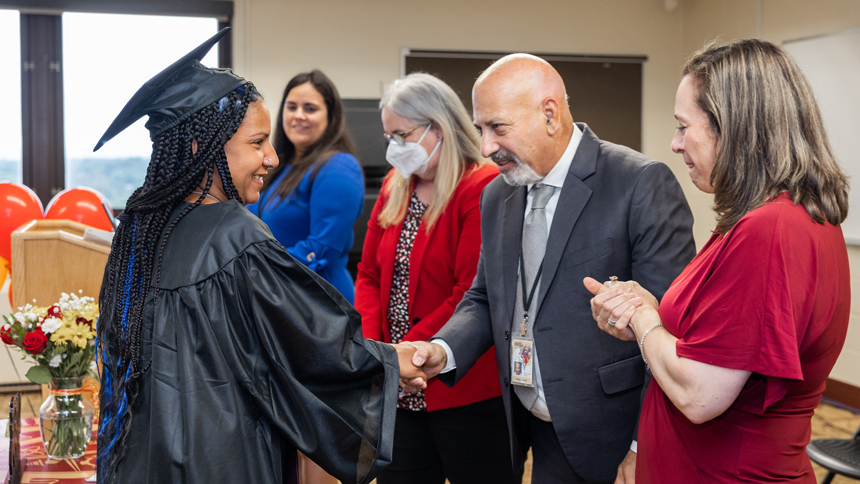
left=248, top=70, right=363, bottom=304
left=355, top=73, right=521, bottom=484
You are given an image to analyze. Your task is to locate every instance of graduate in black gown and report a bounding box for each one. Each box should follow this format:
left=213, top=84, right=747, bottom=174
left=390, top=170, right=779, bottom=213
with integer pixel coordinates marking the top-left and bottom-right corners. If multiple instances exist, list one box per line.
left=95, top=29, right=420, bottom=484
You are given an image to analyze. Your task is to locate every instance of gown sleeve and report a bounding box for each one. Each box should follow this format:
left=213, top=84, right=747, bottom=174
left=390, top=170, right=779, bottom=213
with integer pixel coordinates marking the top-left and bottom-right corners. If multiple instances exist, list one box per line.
left=203, top=238, right=398, bottom=484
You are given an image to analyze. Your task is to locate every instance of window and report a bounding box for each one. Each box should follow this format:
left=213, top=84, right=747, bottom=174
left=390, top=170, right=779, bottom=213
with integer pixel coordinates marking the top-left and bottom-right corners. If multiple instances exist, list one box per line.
left=62, top=13, right=218, bottom=208
left=0, top=9, right=22, bottom=183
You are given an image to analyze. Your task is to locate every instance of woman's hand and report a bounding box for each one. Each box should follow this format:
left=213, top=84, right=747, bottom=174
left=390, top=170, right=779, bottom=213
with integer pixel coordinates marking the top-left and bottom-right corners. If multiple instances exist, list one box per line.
left=584, top=277, right=639, bottom=340
left=392, top=342, right=428, bottom=392
left=583, top=277, right=660, bottom=341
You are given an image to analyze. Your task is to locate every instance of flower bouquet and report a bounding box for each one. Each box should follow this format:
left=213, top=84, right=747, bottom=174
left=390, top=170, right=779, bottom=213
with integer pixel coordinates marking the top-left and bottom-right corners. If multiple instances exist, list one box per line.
left=1, top=291, right=98, bottom=459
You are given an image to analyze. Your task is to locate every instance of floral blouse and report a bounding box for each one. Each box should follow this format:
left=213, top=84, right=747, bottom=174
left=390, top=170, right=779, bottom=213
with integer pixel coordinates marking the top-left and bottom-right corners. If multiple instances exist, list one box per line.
left=387, top=192, right=428, bottom=411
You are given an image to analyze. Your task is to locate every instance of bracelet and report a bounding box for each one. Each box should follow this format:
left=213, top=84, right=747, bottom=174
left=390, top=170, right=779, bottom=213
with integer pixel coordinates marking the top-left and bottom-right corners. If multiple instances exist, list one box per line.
left=638, top=323, right=663, bottom=369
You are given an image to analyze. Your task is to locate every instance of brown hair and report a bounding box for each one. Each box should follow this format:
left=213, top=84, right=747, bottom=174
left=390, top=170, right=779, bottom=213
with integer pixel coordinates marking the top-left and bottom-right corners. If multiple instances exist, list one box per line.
left=258, top=70, right=359, bottom=211
left=683, top=39, right=848, bottom=234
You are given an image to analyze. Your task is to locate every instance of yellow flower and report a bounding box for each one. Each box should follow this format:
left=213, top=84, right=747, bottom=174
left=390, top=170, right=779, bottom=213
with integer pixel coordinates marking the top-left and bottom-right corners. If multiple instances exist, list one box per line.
left=50, top=320, right=96, bottom=349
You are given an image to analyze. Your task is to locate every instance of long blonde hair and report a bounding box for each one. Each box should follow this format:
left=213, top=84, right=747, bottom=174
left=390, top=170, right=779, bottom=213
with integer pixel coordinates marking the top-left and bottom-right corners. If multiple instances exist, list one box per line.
left=378, top=73, right=488, bottom=230
left=683, top=39, right=849, bottom=233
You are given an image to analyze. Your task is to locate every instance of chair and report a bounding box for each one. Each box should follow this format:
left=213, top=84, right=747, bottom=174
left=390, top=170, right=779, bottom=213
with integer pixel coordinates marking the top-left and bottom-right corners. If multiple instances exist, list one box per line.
left=807, top=422, right=860, bottom=483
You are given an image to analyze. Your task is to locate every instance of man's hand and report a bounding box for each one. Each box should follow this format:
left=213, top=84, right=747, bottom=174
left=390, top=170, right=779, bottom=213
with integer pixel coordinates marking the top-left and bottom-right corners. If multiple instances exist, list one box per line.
left=615, top=449, right=636, bottom=484
left=409, top=340, right=448, bottom=380
left=392, top=341, right=449, bottom=394
left=392, top=342, right=427, bottom=391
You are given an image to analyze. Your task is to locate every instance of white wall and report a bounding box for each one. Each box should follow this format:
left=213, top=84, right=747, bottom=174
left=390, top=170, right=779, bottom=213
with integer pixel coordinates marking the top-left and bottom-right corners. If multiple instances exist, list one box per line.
left=231, top=0, right=689, bottom=202
left=226, top=0, right=860, bottom=386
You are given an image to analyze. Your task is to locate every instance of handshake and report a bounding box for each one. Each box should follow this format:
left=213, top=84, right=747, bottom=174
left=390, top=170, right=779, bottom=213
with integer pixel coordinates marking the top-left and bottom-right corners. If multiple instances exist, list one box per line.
left=391, top=341, right=449, bottom=394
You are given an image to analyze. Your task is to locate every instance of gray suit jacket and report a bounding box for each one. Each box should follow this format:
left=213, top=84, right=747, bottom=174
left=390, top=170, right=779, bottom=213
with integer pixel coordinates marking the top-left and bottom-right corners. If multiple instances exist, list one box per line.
left=435, top=124, right=696, bottom=481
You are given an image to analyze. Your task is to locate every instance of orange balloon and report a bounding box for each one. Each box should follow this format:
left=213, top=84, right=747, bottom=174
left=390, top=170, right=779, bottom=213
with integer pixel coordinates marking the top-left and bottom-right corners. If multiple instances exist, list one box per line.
left=45, top=187, right=114, bottom=231
left=0, top=183, right=44, bottom=261
left=0, top=256, right=8, bottom=290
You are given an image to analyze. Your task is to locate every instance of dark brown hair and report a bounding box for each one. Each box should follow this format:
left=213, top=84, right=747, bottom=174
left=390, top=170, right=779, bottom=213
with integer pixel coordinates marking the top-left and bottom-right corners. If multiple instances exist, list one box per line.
left=683, top=39, right=848, bottom=233
left=259, top=70, right=358, bottom=210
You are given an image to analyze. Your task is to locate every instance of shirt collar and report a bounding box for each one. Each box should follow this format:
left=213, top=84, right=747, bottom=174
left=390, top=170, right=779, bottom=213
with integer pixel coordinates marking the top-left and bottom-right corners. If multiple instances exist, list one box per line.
left=529, top=123, right=582, bottom=190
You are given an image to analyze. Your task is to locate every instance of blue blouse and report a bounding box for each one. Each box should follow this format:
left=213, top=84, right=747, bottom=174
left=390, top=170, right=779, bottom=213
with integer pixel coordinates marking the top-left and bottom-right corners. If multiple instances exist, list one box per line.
left=247, top=152, right=364, bottom=302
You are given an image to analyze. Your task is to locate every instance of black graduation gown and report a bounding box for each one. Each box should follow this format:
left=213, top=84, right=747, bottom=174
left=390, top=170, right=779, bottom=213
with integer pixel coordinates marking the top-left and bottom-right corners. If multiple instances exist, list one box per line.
left=107, top=200, right=398, bottom=484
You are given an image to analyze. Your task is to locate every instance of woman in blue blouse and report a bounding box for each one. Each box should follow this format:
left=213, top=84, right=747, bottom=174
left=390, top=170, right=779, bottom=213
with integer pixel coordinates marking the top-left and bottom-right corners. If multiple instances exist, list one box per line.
left=248, top=70, right=363, bottom=303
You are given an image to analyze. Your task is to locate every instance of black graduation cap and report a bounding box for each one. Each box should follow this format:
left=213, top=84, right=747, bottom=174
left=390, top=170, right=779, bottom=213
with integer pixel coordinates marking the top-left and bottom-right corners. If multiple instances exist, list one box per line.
left=93, top=27, right=246, bottom=152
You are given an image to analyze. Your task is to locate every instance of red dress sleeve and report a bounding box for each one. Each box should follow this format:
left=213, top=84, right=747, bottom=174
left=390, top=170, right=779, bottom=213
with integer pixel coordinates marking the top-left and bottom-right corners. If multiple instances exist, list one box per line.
left=669, top=198, right=818, bottom=410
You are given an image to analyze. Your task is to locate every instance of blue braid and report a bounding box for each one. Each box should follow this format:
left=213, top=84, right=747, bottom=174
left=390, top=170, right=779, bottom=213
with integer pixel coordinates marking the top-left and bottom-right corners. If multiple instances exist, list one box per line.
left=120, top=219, right=137, bottom=342
left=97, top=215, right=137, bottom=476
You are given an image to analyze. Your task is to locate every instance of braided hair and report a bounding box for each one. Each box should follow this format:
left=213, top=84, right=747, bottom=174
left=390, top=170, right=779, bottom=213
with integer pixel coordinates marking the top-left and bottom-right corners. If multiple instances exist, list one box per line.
left=96, top=83, right=260, bottom=482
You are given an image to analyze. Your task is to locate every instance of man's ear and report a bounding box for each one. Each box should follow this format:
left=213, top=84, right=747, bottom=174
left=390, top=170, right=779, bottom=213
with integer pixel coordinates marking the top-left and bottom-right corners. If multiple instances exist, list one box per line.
left=192, top=139, right=198, bottom=155
left=543, top=98, right=561, bottom=135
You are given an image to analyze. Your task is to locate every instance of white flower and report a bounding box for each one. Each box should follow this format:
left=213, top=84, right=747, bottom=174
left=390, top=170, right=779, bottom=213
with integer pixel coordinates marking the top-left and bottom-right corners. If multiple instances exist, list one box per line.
left=41, top=316, right=62, bottom=334
left=13, top=312, right=24, bottom=322
left=49, top=354, right=62, bottom=367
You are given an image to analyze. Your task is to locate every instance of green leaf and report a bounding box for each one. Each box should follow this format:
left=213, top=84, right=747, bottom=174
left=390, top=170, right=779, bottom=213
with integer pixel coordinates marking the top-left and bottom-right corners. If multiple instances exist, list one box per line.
left=68, top=351, right=83, bottom=368
left=26, top=365, right=53, bottom=384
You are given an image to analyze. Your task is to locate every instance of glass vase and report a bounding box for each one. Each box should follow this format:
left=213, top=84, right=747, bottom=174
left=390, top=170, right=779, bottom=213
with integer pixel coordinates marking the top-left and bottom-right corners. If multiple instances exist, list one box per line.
left=39, top=375, right=95, bottom=460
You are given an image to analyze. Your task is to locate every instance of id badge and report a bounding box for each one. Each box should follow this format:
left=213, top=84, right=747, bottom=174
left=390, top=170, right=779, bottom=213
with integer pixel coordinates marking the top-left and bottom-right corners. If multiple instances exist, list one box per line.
left=510, top=338, right=535, bottom=387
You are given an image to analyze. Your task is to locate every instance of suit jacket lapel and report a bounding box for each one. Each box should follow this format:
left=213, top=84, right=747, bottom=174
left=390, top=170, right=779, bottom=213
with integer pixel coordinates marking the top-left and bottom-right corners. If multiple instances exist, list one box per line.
left=502, top=186, right=526, bottom=326
left=537, top=125, right=599, bottom=312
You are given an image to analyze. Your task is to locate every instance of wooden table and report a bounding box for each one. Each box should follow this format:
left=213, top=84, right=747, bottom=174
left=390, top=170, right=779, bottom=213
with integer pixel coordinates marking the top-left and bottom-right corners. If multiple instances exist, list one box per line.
left=3, top=417, right=96, bottom=483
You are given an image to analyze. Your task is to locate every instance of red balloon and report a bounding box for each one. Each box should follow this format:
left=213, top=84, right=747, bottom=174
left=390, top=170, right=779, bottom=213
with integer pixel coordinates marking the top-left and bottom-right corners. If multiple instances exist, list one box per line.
left=45, top=187, right=114, bottom=231
left=0, top=183, right=44, bottom=261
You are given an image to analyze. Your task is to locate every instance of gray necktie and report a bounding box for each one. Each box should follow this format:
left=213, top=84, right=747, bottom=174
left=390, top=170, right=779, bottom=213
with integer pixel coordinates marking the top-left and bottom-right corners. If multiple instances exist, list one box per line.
left=513, top=183, right=554, bottom=411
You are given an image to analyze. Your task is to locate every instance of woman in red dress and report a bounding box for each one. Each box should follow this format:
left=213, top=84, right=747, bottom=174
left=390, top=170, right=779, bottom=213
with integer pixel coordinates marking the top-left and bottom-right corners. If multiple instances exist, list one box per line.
left=585, top=39, right=850, bottom=482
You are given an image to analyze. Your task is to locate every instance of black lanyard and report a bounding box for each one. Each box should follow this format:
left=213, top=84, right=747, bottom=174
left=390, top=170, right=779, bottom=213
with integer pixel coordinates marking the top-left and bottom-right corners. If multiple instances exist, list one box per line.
left=519, top=248, right=544, bottom=336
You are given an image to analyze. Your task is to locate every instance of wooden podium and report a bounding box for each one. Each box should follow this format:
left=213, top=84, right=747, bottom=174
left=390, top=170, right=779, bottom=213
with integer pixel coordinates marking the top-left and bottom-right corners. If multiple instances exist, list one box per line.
left=10, top=220, right=110, bottom=309
left=11, top=220, right=110, bottom=400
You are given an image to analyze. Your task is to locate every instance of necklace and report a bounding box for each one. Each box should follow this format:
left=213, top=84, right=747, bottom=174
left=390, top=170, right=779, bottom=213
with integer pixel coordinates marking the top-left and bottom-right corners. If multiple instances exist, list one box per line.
left=190, top=191, right=223, bottom=203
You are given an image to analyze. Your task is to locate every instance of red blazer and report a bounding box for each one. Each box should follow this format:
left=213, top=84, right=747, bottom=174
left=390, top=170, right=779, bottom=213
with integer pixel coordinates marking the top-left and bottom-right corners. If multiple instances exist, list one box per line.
left=355, top=164, right=501, bottom=411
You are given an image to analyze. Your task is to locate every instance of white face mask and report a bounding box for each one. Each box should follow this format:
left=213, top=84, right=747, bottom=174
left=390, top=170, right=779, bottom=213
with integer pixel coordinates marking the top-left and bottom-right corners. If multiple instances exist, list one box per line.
left=385, top=124, right=442, bottom=178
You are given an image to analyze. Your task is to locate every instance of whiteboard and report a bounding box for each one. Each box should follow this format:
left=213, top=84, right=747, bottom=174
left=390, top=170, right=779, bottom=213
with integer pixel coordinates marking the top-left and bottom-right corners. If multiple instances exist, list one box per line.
left=784, top=29, right=860, bottom=244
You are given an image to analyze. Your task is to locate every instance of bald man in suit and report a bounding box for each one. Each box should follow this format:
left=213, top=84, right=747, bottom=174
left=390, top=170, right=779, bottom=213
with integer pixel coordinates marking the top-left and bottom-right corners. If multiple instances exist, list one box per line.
left=400, top=54, right=696, bottom=483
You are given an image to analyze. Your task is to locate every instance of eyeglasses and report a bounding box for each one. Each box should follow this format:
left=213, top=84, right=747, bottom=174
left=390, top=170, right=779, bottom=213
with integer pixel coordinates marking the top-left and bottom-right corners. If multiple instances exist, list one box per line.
left=383, top=123, right=430, bottom=146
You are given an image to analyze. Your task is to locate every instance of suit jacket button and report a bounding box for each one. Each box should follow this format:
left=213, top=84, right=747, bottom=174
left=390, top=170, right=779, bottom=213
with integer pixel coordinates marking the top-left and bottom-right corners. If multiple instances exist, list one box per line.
left=505, top=331, right=509, bottom=340
left=504, top=378, right=509, bottom=386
